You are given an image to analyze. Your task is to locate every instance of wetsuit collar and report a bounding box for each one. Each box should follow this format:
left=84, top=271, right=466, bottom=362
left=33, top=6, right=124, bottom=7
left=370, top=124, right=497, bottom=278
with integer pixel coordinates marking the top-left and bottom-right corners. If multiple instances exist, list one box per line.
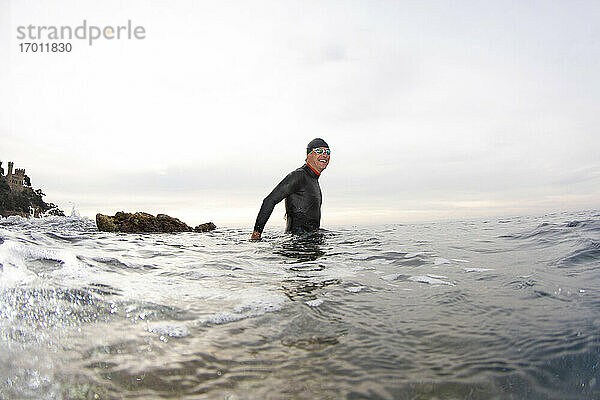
left=304, top=163, right=320, bottom=178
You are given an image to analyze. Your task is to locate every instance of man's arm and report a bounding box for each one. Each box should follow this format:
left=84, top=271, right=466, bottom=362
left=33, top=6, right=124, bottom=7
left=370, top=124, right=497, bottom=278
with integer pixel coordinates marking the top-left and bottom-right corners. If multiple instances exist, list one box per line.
left=251, top=170, right=300, bottom=239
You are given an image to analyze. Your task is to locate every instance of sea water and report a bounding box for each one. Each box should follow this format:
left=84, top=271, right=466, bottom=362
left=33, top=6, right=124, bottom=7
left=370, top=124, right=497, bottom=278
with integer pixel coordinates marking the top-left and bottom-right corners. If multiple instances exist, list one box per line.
left=1, top=210, right=599, bottom=399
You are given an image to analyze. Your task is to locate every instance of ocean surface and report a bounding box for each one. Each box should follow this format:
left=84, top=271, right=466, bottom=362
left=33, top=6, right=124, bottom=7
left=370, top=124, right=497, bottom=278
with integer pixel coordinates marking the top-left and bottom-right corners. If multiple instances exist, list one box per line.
left=1, top=210, right=599, bottom=399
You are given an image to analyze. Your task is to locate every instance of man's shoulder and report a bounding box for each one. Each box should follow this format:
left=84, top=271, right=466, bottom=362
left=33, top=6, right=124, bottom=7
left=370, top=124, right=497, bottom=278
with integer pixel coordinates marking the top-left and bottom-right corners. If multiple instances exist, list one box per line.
left=287, top=165, right=308, bottom=177
left=281, top=165, right=309, bottom=183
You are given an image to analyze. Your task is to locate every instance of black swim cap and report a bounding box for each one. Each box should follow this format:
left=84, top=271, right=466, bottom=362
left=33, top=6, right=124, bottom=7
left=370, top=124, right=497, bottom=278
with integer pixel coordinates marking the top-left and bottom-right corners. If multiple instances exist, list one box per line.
left=306, top=138, right=329, bottom=154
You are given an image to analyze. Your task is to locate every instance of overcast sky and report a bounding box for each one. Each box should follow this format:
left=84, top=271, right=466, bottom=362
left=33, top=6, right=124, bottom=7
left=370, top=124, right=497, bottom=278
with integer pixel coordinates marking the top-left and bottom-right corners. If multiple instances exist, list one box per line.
left=1, top=0, right=599, bottom=227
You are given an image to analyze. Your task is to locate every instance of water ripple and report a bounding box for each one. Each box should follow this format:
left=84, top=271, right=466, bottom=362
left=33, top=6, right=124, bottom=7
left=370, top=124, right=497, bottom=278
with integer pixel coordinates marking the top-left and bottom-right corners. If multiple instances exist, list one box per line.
left=1, top=210, right=600, bottom=399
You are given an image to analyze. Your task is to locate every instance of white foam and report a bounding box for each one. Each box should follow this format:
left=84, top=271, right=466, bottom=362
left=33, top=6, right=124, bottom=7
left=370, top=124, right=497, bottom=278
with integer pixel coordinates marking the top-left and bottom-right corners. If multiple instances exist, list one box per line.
left=452, top=259, right=470, bottom=263
left=434, top=258, right=451, bottom=265
left=346, top=286, right=365, bottom=293
left=0, top=241, right=38, bottom=287
left=147, top=323, right=190, bottom=338
left=0, top=262, right=36, bottom=288
left=0, top=215, right=27, bottom=225
left=409, top=275, right=455, bottom=286
left=197, top=290, right=287, bottom=325
left=464, top=268, right=494, bottom=273
left=1, top=214, right=94, bottom=230
left=69, top=206, right=81, bottom=218
left=382, top=273, right=402, bottom=281
left=0, top=239, right=90, bottom=289
left=2, top=240, right=79, bottom=269
left=305, top=299, right=324, bottom=307
left=201, top=311, right=246, bottom=325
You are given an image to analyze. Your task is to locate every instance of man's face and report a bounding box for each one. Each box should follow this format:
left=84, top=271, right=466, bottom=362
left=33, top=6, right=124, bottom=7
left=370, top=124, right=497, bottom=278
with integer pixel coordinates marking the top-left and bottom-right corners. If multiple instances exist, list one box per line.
left=306, top=147, right=330, bottom=174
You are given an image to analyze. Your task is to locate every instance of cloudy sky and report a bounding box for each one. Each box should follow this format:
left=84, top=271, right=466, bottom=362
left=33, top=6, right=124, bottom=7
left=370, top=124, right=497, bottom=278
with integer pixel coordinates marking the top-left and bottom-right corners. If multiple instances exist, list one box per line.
left=1, top=0, right=599, bottom=228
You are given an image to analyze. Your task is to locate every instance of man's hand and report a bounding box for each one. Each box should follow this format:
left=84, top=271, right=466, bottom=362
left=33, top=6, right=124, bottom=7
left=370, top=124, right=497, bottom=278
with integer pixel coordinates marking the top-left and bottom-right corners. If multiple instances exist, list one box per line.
left=250, top=231, right=262, bottom=241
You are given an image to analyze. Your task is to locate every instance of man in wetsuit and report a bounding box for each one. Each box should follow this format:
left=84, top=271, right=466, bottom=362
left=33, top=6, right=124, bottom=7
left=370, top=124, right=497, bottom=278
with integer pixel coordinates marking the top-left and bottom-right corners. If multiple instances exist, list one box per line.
left=250, top=138, right=331, bottom=240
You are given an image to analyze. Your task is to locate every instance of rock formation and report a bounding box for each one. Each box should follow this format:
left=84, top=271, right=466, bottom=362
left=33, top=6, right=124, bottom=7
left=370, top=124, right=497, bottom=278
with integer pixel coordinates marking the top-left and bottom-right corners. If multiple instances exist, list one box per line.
left=95, top=212, right=216, bottom=233
left=194, top=221, right=217, bottom=232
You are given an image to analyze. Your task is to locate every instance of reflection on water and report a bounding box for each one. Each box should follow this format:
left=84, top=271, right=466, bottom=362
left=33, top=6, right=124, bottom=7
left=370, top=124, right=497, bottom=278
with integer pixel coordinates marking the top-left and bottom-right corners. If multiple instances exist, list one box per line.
left=271, top=231, right=327, bottom=263
left=271, top=231, right=341, bottom=302
left=281, top=278, right=341, bottom=301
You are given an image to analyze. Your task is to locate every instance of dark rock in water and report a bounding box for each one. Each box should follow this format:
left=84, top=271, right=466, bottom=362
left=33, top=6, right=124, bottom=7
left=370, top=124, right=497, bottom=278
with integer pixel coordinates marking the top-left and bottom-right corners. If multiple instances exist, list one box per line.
left=194, top=222, right=216, bottom=232
left=95, top=212, right=216, bottom=233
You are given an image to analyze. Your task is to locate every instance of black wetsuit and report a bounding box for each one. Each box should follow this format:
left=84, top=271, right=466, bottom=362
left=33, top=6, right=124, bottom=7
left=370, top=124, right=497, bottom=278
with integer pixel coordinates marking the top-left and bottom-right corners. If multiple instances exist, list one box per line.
left=253, top=164, right=322, bottom=234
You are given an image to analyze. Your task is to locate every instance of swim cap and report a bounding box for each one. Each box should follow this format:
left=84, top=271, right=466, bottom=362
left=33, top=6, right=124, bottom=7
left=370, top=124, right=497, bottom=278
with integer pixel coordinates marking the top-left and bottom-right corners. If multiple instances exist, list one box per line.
left=306, top=138, right=329, bottom=154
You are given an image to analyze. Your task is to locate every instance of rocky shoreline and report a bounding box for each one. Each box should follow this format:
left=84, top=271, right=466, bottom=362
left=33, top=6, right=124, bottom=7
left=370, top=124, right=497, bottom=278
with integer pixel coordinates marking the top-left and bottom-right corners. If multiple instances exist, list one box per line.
left=1, top=162, right=216, bottom=233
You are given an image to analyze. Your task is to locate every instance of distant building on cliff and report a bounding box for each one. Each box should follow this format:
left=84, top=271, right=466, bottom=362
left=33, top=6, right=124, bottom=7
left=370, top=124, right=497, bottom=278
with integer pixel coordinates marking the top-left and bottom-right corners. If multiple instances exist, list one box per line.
left=0, top=160, right=63, bottom=218
left=1, top=161, right=30, bottom=191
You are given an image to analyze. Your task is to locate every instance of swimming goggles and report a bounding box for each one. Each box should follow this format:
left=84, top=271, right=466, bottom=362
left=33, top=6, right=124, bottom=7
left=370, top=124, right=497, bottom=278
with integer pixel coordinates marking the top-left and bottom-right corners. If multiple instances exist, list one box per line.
left=311, top=148, right=331, bottom=155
